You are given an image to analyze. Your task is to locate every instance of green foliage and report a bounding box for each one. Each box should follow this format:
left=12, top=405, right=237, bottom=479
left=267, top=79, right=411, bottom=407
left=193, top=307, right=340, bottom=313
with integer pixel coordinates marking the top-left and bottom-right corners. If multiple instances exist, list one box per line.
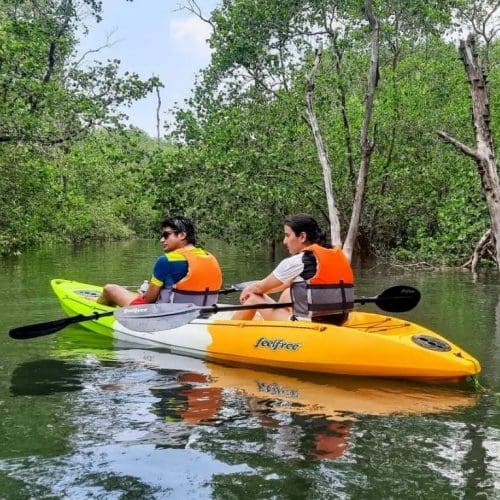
left=0, top=0, right=163, bottom=254
left=0, top=0, right=498, bottom=269
left=58, top=129, right=163, bottom=241
left=0, top=1, right=160, bottom=144
left=0, top=127, right=167, bottom=254
left=167, top=0, right=499, bottom=265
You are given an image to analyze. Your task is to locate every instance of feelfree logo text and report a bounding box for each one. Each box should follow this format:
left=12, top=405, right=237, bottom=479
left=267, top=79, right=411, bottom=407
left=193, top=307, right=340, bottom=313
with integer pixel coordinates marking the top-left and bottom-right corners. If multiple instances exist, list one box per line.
left=254, top=337, right=302, bottom=351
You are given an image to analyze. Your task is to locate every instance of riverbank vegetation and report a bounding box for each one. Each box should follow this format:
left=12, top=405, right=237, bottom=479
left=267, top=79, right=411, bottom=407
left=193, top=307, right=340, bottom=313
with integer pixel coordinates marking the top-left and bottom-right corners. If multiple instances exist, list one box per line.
left=1, top=0, right=498, bottom=269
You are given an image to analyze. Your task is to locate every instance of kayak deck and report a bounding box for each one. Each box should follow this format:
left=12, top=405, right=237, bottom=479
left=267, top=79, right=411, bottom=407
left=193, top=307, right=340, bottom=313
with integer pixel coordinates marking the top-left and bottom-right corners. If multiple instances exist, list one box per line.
left=50, top=279, right=481, bottom=382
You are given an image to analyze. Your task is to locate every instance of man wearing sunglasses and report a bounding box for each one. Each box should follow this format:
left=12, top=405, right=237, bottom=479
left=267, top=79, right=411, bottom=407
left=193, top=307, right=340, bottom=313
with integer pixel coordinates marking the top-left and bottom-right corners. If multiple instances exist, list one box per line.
left=97, top=216, right=222, bottom=307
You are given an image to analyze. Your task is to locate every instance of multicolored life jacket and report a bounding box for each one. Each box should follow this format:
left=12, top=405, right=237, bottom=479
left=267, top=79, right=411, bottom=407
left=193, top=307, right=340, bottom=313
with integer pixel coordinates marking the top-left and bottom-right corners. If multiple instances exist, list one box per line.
left=290, top=244, right=354, bottom=320
left=159, top=247, right=222, bottom=306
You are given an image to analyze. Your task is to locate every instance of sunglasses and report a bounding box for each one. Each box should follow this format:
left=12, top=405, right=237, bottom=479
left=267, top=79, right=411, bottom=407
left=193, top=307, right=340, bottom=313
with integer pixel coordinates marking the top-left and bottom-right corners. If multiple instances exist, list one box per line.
left=161, top=230, right=176, bottom=239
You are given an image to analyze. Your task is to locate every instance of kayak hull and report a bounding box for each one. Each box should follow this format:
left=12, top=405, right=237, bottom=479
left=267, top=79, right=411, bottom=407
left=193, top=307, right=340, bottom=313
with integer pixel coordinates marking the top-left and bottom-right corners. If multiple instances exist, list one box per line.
left=50, top=279, right=481, bottom=381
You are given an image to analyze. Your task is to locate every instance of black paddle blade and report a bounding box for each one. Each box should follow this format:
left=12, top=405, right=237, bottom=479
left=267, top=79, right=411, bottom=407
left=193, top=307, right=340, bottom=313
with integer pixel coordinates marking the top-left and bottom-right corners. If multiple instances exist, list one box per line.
left=9, top=310, right=114, bottom=340
left=9, top=317, right=78, bottom=340
left=375, top=285, right=421, bottom=312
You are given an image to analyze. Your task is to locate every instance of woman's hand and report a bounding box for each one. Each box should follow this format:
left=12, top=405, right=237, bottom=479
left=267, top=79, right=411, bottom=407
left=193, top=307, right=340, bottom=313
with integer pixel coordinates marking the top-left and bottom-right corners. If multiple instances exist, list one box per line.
left=239, top=284, right=257, bottom=303
left=239, top=274, right=286, bottom=303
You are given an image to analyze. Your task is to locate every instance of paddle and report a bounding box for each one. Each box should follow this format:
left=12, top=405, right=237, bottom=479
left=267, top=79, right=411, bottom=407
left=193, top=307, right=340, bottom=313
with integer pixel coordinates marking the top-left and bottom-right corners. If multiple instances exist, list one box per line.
left=9, top=285, right=419, bottom=339
left=114, top=285, right=421, bottom=332
left=121, top=280, right=257, bottom=295
left=356, top=285, right=420, bottom=313
left=8, top=280, right=259, bottom=340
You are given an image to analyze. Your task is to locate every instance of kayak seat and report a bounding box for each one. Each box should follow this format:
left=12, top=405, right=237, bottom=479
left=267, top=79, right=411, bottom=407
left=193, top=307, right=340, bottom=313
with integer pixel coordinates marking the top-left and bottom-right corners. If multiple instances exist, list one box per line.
left=313, top=312, right=349, bottom=326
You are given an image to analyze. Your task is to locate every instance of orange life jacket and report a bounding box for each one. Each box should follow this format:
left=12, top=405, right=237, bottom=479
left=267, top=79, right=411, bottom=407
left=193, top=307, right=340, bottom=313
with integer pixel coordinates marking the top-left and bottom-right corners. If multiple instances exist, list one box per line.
left=290, top=244, right=354, bottom=320
left=172, top=247, right=223, bottom=306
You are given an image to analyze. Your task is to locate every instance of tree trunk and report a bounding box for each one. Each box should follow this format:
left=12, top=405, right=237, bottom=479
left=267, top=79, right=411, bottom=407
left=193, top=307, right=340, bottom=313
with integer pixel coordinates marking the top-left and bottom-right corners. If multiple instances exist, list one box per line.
left=155, top=82, right=162, bottom=142
left=342, top=0, right=380, bottom=261
left=471, top=229, right=492, bottom=273
left=437, top=34, right=500, bottom=270
left=304, top=45, right=342, bottom=247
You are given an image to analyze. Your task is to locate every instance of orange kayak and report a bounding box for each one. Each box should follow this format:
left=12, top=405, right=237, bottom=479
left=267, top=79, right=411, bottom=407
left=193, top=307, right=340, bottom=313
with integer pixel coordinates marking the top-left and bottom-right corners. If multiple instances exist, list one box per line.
left=51, top=279, right=481, bottom=382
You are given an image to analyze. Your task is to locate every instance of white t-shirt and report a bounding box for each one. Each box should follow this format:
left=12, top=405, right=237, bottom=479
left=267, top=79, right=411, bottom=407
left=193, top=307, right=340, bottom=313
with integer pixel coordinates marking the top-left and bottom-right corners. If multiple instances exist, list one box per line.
left=272, top=254, right=305, bottom=283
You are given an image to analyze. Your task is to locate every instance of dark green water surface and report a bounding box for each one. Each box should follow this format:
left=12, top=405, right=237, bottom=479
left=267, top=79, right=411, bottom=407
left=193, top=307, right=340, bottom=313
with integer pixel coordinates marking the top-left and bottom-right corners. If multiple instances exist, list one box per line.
left=0, top=240, right=499, bottom=499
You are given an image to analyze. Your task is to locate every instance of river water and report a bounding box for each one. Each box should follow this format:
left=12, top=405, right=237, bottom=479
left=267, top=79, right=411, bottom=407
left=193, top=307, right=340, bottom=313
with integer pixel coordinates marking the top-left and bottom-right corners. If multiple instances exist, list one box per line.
left=0, top=240, right=499, bottom=499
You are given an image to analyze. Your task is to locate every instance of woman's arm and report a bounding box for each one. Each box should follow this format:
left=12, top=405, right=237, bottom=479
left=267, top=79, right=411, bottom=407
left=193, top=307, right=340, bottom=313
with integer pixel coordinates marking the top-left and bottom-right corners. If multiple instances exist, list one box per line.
left=239, top=273, right=288, bottom=303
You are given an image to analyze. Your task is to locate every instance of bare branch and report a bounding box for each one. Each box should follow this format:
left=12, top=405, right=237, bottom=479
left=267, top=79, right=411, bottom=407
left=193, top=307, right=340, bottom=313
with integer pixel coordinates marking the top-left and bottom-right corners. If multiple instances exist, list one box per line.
left=155, top=80, right=162, bottom=142
left=459, top=0, right=500, bottom=45
left=469, top=228, right=493, bottom=272
left=73, top=28, right=121, bottom=67
left=482, top=0, right=500, bottom=41
left=484, top=0, right=500, bottom=25
left=176, top=0, right=216, bottom=32
left=437, top=130, right=479, bottom=160
left=246, top=67, right=280, bottom=97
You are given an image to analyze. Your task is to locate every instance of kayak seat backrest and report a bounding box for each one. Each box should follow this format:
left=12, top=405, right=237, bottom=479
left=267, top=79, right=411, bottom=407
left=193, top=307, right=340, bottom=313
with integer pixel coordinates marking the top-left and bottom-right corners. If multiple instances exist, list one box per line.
left=312, top=312, right=349, bottom=326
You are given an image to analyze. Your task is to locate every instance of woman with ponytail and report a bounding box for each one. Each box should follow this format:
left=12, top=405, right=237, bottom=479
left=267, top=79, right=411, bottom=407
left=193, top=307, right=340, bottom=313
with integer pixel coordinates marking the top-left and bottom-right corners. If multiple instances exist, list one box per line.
left=233, top=213, right=354, bottom=324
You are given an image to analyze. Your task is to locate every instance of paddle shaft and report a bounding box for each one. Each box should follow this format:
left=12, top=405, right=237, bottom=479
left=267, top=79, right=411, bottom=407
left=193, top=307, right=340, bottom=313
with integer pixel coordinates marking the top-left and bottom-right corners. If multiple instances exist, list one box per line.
left=121, top=284, right=246, bottom=295
left=194, top=294, right=379, bottom=315
left=200, top=302, right=292, bottom=314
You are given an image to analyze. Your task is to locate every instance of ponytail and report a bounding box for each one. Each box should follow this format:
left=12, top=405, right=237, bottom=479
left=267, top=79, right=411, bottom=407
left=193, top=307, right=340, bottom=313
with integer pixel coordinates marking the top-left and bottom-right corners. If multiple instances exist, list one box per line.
left=285, top=213, right=329, bottom=247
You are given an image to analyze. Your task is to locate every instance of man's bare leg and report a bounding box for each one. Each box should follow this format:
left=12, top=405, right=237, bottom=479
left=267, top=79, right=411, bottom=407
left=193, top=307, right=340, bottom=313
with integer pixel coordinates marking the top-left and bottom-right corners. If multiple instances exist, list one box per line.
left=97, top=284, right=137, bottom=307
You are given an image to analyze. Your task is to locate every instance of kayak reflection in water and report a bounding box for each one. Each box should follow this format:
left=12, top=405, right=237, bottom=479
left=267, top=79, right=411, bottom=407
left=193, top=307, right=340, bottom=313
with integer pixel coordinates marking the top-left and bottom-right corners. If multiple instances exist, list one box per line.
left=149, top=371, right=352, bottom=461
left=151, top=372, right=224, bottom=426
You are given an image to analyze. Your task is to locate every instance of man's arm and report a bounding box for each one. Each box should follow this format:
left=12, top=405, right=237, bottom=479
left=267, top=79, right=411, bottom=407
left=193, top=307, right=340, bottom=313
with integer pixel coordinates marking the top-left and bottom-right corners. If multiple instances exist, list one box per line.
left=142, top=282, right=161, bottom=303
